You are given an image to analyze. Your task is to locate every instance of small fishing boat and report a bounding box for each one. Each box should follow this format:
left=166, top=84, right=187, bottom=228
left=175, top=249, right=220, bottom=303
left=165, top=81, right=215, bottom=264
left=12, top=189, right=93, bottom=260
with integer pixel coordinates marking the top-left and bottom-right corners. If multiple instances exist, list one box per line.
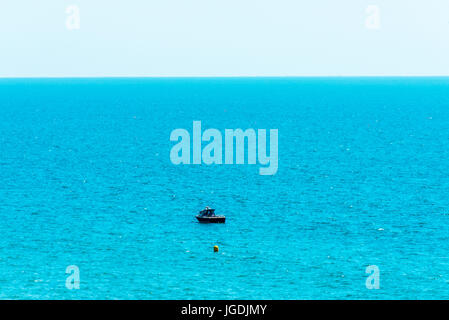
left=196, top=207, right=225, bottom=223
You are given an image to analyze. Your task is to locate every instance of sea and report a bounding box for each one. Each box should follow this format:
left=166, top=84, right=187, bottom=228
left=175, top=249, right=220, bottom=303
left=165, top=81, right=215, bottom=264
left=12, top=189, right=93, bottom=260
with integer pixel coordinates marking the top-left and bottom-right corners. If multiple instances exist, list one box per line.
left=0, top=77, right=449, bottom=299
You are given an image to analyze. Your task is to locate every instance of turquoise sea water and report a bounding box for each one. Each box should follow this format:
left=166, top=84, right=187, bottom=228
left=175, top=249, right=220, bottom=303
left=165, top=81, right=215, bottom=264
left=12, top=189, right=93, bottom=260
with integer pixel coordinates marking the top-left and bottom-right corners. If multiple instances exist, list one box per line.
left=1, top=77, right=449, bottom=299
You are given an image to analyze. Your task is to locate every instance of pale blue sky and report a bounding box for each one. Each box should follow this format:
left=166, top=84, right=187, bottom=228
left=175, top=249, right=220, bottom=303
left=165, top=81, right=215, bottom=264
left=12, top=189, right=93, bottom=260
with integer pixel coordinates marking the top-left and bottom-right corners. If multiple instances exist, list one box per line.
left=1, top=0, right=449, bottom=77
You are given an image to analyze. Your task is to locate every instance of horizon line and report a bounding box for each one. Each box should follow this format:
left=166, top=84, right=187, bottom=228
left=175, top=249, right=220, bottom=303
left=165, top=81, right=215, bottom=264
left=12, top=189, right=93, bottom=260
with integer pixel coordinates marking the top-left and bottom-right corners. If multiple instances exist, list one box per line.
left=1, top=75, right=449, bottom=79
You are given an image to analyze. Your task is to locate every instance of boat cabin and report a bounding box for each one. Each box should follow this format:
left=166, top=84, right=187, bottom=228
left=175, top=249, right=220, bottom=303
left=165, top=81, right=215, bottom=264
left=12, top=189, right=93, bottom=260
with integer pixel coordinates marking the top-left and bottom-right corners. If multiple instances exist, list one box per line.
left=199, top=207, right=216, bottom=217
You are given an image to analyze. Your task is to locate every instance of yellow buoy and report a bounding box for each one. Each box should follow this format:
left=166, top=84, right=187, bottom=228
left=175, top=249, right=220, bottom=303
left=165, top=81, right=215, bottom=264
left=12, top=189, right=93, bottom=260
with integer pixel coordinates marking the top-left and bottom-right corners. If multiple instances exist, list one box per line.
left=214, top=245, right=219, bottom=252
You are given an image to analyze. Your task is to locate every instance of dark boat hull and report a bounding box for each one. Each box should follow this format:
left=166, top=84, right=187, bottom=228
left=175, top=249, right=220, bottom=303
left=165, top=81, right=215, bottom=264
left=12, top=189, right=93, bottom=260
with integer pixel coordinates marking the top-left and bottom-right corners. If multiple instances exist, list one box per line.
left=196, top=216, right=226, bottom=223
